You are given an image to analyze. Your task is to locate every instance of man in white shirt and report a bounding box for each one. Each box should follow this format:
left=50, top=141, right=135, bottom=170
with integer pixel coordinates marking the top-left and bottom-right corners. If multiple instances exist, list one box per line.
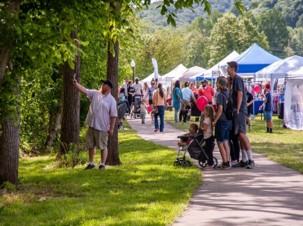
left=133, top=77, right=143, bottom=96
left=73, top=79, right=117, bottom=170
left=182, top=82, right=196, bottom=106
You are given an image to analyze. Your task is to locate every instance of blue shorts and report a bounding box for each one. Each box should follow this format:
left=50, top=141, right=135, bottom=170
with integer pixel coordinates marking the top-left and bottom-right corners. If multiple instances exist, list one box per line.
left=215, top=119, right=232, bottom=143
left=264, top=111, right=272, bottom=121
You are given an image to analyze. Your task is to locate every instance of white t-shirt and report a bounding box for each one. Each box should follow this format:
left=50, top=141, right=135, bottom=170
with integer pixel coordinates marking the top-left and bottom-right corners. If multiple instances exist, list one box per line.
left=203, top=117, right=213, bottom=139
left=140, top=103, right=147, bottom=113
left=133, top=83, right=142, bottom=95
left=86, top=90, right=117, bottom=132
left=182, top=87, right=193, bottom=101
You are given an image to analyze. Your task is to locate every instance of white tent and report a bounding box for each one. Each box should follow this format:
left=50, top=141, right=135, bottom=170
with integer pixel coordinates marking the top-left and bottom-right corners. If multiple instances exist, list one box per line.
left=161, top=64, right=188, bottom=82
left=179, top=66, right=206, bottom=82
left=140, top=72, right=162, bottom=85
left=203, top=50, right=239, bottom=78
left=284, top=66, right=303, bottom=130
left=255, top=55, right=303, bottom=80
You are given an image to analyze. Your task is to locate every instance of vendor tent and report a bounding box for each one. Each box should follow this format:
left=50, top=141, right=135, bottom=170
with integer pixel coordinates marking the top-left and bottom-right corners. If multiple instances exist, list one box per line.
left=203, top=50, right=239, bottom=78
left=284, top=66, right=303, bottom=130
left=179, top=66, right=206, bottom=82
left=255, top=55, right=303, bottom=80
left=161, top=64, right=187, bottom=82
left=140, top=72, right=162, bottom=85
left=232, top=43, right=281, bottom=76
left=189, top=75, right=216, bottom=82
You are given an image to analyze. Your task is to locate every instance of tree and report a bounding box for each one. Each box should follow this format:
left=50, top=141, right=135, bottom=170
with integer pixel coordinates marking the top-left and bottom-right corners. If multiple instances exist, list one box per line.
left=134, top=28, right=186, bottom=77
left=208, top=13, right=268, bottom=66
left=0, top=0, right=245, bottom=186
left=106, top=1, right=122, bottom=165
left=257, top=9, right=289, bottom=58
left=288, top=27, right=303, bottom=56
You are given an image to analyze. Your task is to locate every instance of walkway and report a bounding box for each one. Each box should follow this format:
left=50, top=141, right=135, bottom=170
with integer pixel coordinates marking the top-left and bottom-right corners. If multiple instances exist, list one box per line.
left=127, top=116, right=303, bottom=226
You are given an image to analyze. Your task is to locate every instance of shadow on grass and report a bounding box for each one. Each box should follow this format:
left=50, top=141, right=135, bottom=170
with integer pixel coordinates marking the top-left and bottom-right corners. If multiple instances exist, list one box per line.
left=0, top=127, right=201, bottom=226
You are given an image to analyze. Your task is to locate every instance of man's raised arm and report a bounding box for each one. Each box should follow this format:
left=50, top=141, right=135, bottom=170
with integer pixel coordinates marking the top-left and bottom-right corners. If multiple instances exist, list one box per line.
left=73, top=79, right=87, bottom=95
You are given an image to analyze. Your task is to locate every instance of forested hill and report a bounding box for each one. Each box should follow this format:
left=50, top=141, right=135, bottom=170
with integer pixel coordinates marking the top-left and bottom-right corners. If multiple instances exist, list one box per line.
left=250, top=0, right=303, bottom=27
left=138, top=0, right=303, bottom=28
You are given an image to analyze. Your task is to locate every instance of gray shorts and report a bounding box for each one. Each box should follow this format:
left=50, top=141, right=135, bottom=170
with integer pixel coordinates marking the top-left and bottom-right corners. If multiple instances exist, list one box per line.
left=86, top=127, right=108, bottom=150
left=233, top=111, right=246, bottom=135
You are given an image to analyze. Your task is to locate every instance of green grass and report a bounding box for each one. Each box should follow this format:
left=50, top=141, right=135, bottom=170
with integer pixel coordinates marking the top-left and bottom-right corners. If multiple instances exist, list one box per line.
left=165, top=110, right=303, bottom=174
left=0, top=124, right=201, bottom=226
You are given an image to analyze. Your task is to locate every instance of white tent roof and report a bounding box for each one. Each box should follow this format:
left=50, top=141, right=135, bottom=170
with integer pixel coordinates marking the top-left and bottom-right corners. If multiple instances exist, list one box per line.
left=161, top=64, right=188, bottom=81
left=140, top=72, right=162, bottom=85
left=286, top=66, right=303, bottom=80
left=255, top=55, right=303, bottom=80
left=203, top=50, right=239, bottom=77
left=179, top=66, right=206, bottom=82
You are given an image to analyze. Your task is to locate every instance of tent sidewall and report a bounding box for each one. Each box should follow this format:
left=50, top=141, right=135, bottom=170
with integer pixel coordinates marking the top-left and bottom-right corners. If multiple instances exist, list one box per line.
left=284, top=79, right=303, bottom=130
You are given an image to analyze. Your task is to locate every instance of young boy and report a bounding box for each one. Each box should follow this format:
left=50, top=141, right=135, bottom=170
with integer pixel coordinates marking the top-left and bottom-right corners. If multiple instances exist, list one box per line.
left=177, top=123, right=199, bottom=147
left=140, top=100, right=147, bottom=124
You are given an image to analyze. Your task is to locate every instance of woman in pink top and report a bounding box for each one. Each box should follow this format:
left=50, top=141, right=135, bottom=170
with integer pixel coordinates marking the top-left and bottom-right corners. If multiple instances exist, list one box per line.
left=152, top=83, right=166, bottom=132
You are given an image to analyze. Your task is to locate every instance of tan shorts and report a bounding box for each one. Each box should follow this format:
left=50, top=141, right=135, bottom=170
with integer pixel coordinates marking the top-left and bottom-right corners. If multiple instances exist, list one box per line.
left=86, top=127, right=108, bottom=150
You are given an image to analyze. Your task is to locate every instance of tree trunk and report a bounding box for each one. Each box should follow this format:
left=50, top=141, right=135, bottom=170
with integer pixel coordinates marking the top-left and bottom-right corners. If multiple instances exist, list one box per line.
left=0, top=0, right=21, bottom=186
left=106, top=1, right=122, bottom=165
left=0, top=119, right=20, bottom=186
left=106, top=39, right=121, bottom=165
left=44, top=104, right=62, bottom=150
left=60, top=31, right=80, bottom=156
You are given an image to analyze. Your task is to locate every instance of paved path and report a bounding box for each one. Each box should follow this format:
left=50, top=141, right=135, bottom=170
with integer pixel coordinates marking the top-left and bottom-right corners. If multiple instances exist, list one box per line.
left=127, top=117, right=303, bottom=226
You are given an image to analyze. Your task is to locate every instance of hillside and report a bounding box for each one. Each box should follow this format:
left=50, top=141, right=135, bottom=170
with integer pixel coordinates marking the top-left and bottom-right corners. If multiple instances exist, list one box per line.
left=138, top=0, right=303, bottom=28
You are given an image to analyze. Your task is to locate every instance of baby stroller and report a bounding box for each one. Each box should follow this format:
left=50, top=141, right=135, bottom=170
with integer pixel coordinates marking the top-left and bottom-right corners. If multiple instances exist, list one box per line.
left=132, top=94, right=142, bottom=118
left=174, top=133, right=218, bottom=168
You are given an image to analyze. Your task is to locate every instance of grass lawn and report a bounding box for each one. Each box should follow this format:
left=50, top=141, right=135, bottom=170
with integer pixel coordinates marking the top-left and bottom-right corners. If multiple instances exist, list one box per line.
left=165, top=110, right=303, bottom=174
left=0, top=124, right=201, bottom=226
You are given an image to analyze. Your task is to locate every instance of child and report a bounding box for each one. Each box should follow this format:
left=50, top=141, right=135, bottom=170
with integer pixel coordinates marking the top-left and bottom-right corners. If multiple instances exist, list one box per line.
left=177, top=123, right=199, bottom=147
left=119, top=87, right=126, bottom=102
left=118, top=87, right=130, bottom=114
left=140, top=99, right=147, bottom=124
left=202, top=105, right=215, bottom=168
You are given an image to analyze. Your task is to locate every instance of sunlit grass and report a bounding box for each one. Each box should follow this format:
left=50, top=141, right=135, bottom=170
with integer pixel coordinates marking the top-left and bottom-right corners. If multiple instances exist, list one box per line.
left=165, top=110, right=303, bottom=174
left=0, top=123, right=201, bottom=226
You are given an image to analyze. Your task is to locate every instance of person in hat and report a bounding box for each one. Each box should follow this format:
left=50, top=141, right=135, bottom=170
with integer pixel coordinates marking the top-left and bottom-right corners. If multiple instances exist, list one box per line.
left=73, top=78, right=117, bottom=170
left=227, top=61, right=254, bottom=169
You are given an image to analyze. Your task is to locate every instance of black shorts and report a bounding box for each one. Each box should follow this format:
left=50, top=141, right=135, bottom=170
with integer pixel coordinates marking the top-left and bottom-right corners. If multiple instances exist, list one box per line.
left=149, top=99, right=153, bottom=105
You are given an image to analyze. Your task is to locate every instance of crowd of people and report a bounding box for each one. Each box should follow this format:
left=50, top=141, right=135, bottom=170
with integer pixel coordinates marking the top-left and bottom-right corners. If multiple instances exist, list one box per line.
left=173, top=61, right=257, bottom=170
left=73, top=60, right=278, bottom=170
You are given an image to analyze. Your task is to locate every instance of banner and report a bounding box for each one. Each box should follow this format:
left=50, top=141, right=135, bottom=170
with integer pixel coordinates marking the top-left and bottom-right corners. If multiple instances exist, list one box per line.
left=151, top=58, right=159, bottom=79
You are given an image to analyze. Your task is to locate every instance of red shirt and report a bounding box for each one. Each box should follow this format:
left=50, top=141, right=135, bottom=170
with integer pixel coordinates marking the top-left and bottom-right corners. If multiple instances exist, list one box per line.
left=198, top=85, right=214, bottom=102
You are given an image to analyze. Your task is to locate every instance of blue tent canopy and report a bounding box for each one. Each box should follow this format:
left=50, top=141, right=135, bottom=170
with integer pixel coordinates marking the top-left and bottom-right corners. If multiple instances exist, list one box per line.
left=189, top=75, right=215, bottom=82
left=232, top=43, right=281, bottom=74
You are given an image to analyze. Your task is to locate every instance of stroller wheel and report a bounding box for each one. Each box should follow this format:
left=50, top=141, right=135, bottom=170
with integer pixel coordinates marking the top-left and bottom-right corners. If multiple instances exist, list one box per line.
left=174, top=160, right=181, bottom=166
left=198, top=160, right=208, bottom=168
left=181, top=160, right=192, bottom=167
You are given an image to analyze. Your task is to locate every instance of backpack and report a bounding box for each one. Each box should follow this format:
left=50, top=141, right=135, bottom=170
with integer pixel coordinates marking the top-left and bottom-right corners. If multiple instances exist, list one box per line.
left=222, top=92, right=233, bottom=120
